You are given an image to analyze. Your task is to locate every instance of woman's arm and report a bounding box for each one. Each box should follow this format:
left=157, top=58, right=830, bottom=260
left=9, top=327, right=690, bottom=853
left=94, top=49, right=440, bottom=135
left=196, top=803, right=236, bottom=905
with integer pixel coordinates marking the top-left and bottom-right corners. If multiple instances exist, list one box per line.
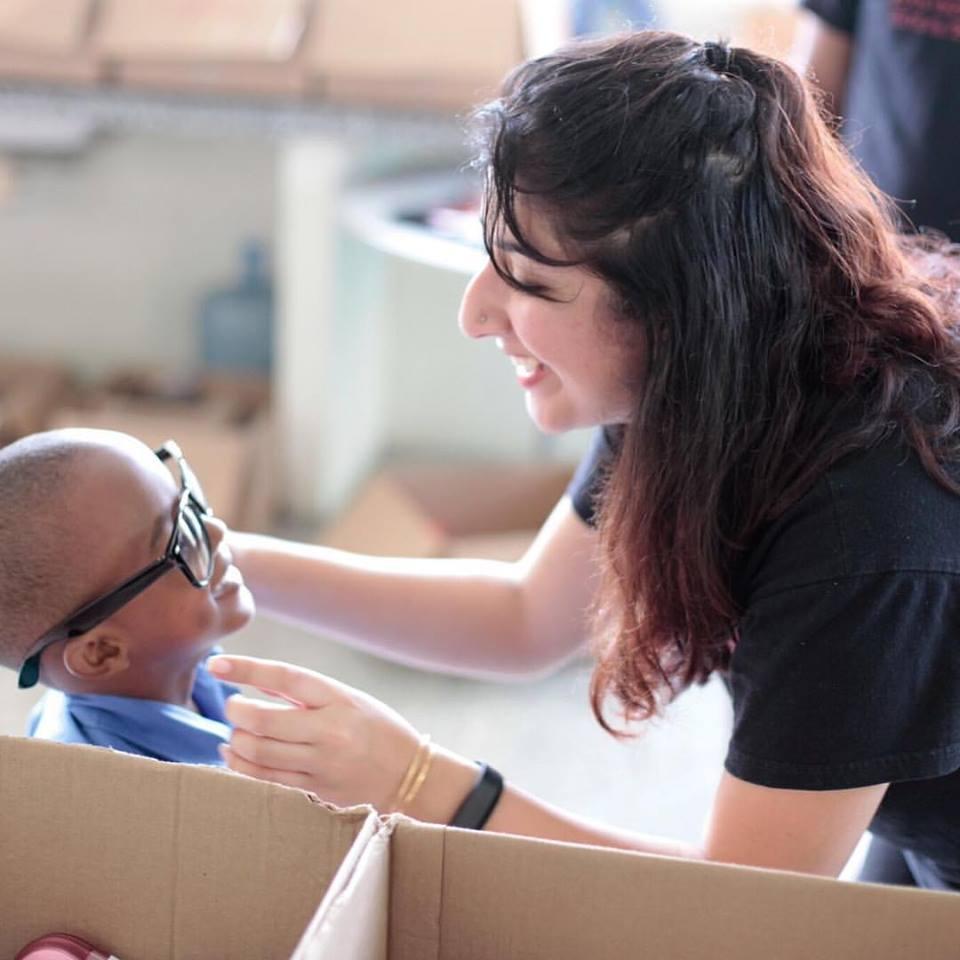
left=791, top=9, right=853, bottom=119
left=230, top=496, right=598, bottom=679
left=211, top=655, right=886, bottom=878
left=410, top=750, right=883, bottom=876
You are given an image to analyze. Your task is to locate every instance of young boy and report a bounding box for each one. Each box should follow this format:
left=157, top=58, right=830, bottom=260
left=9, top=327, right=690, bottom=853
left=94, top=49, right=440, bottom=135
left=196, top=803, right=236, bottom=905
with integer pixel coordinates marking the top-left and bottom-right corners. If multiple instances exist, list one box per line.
left=0, top=428, right=255, bottom=764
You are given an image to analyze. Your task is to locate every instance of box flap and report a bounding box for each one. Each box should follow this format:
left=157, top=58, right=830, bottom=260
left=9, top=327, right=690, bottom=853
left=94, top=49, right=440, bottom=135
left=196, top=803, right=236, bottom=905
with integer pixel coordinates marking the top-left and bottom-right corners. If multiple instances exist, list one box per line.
left=387, top=464, right=571, bottom=536
left=0, top=737, right=375, bottom=960
left=320, top=474, right=447, bottom=558
left=321, top=464, right=571, bottom=557
left=389, top=819, right=960, bottom=959
left=291, top=818, right=390, bottom=960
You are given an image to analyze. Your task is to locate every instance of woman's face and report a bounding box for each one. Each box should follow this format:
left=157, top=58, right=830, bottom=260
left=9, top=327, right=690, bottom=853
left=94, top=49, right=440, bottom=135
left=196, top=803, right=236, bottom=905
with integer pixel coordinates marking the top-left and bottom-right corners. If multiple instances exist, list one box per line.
left=459, top=213, right=640, bottom=433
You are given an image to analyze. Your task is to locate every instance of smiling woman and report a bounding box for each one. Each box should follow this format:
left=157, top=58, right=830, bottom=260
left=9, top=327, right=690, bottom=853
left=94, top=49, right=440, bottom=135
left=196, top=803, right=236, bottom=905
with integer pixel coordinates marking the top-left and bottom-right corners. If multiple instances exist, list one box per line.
left=217, top=30, right=960, bottom=892
left=458, top=217, right=641, bottom=433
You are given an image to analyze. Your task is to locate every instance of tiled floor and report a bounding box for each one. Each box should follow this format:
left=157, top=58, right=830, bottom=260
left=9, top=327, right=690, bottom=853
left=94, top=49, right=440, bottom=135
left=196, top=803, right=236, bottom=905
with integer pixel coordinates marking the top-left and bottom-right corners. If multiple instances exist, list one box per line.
left=1, top=612, right=733, bottom=845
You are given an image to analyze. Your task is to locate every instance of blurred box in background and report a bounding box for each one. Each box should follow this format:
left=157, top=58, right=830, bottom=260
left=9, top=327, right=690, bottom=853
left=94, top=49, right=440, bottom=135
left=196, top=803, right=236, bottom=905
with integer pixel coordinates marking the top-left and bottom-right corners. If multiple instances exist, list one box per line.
left=321, top=462, right=573, bottom=562
left=95, top=0, right=312, bottom=97
left=0, top=0, right=101, bottom=85
left=48, top=369, right=275, bottom=531
left=0, top=357, right=73, bottom=447
left=307, top=0, right=524, bottom=110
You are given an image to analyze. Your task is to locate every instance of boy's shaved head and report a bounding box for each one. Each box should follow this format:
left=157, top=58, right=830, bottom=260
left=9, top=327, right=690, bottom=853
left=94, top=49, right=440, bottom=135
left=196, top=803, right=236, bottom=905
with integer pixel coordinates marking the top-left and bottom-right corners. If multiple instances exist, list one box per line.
left=0, top=428, right=253, bottom=701
left=0, top=431, right=111, bottom=670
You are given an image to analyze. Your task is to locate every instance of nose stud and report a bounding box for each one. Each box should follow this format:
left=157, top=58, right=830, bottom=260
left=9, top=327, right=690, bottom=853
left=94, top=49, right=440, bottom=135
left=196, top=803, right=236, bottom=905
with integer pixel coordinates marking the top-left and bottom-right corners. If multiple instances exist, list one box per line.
left=477, top=314, right=488, bottom=326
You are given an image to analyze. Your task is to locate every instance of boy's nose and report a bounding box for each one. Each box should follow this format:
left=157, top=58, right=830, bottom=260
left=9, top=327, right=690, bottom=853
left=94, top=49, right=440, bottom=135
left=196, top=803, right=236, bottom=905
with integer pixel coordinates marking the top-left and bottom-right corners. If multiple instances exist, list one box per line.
left=203, top=514, right=228, bottom=550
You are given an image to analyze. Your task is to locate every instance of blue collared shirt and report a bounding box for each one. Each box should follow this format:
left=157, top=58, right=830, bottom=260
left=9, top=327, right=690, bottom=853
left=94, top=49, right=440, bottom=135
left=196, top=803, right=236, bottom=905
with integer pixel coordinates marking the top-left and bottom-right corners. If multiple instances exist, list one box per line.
left=27, top=662, right=239, bottom=766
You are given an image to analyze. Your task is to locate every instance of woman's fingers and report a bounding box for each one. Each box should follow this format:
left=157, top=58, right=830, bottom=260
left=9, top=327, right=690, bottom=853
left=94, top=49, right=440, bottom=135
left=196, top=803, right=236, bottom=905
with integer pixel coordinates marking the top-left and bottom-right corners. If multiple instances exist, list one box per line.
left=220, top=745, right=317, bottom=793
left=212, top=653, right=425, bottom=809
left=209, top=654, right=348, bottom=708
left=227, top=726, right=325, bottom=776
left=225, top=693, right=321, bottom=743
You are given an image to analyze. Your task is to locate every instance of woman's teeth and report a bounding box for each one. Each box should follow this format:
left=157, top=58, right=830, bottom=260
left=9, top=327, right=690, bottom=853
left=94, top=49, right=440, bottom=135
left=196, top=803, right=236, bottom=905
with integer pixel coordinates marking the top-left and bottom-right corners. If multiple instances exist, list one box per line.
left=512, top=356, right=542, bottom=378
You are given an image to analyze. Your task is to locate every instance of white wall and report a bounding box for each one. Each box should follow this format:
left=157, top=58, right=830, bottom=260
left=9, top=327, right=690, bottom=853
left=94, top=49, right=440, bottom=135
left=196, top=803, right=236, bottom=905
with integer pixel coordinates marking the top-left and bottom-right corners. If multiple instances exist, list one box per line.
left=657, top=0, right=794, bottom=39
left=0, top=132, right=275, bottom=378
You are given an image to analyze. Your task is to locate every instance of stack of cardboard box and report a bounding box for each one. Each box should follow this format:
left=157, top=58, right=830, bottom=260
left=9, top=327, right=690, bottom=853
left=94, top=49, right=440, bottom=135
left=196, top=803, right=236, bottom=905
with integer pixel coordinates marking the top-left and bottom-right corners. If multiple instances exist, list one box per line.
left=48, top=370, right=275, bottom=531
left=94, top=0, right=313, bottom=98
left=0, top=0, right=100, bottom=85
left=0, top=358, right=72, bottom=448
left=3, top=736, right=959, bottom=959
left=305, top=0, right=524, bottom=110
left=0, top=2, right=812, bottom=110
left=0, top=0, right=529, bottom=109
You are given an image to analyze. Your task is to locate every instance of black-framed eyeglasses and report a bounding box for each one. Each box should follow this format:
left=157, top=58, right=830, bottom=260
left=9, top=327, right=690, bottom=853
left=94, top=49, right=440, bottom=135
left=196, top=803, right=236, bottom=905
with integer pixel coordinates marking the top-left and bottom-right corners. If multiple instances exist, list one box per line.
left=17, top=440, right=214, bottom=689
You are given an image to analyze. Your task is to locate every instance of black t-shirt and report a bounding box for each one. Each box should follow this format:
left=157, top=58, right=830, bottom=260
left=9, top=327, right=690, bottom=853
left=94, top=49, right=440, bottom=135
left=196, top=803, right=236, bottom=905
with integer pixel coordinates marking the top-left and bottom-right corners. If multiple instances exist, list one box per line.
left=568, top=426, right=960, bottom=889
left=801, top=0, right=960, bottom=240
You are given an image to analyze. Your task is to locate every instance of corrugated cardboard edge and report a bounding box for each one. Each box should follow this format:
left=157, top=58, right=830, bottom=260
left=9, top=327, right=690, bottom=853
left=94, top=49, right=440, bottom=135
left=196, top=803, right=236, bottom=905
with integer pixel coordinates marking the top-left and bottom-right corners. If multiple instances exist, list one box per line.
left=0, top=736, right=376, bottom=960
left=384, top=818, right=960, bottom=960
left=290, top=813, right=391, bottom=959
left=387, top=816, right=445, bottom=960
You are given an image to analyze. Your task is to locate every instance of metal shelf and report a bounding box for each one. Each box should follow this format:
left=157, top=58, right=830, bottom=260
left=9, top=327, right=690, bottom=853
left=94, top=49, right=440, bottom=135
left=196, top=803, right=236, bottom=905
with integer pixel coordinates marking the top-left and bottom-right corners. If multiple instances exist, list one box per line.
left=0, top=82, right=464, bottom=146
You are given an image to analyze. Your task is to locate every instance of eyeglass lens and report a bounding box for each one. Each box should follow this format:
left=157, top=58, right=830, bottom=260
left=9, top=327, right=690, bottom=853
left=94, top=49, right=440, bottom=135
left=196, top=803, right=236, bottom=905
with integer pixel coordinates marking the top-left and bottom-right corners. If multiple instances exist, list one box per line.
left=178, top=502, right=213, bottom=582
left=179, top=456, right=209, bottom=512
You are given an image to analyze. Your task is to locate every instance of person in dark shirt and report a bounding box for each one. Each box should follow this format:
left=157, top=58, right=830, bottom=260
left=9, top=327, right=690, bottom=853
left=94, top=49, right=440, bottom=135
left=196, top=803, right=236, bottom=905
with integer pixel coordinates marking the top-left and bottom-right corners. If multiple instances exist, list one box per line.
left=202, top=32, right=960, bottom=889
left=0, top=429, right=254, bottom=764
left=796, top=0, right=960, bottom=240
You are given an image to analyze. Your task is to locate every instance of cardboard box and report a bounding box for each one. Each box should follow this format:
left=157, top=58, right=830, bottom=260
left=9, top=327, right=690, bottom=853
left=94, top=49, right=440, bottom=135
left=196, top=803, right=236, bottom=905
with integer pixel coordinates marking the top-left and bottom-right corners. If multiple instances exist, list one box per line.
left=0, top=736, right=377, bottom=960
left=95, top=0, right=312, bottom=97
left=48, top=371, right=275, bottom=531
left=306, top=0, right=524, bottom=110
left=5, top=735, right=960, bottom=960
left=0, top=357, right=72, bottom=447
left=320, top=463, right=573, bottom=561
left=313, top=816, right=960, bottom=960
left=0, top=0, right=101, bottom=85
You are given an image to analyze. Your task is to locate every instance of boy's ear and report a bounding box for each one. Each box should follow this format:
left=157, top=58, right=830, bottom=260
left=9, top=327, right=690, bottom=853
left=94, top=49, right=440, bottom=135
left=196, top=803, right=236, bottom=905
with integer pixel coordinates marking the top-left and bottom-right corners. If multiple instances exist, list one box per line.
left=62, top=631, right=131, bottom=680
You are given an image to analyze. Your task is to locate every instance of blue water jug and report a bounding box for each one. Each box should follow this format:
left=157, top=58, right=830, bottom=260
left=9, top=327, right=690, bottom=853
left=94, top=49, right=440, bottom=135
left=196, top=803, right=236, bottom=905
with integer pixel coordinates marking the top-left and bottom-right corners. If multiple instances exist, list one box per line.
left=198, top=240, right=274, bottom=374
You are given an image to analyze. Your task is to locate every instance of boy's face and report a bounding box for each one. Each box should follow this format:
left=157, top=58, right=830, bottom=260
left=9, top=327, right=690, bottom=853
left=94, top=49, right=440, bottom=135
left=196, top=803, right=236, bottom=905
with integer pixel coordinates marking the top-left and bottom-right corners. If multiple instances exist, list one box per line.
left=65, top=434, right=254, bottom=671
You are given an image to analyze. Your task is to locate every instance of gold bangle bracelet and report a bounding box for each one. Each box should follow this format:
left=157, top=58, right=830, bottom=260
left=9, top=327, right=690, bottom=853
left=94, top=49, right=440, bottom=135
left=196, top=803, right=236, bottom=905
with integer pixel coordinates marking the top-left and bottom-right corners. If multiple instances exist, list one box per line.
left=391, top=734, right=431, bottom=812
left=400, top=742, right=435, bottom=811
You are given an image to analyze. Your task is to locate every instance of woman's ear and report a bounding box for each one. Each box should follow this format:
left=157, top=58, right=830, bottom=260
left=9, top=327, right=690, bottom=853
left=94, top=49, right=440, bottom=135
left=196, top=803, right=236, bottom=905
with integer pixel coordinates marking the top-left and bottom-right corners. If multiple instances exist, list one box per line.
left=62, top=631, right=130, bottom=680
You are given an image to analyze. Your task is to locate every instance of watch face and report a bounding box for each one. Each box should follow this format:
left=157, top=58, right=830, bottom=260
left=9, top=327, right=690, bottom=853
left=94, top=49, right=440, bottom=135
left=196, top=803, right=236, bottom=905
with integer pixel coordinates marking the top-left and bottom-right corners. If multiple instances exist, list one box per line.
left=15, top=933, right=105, bottom=960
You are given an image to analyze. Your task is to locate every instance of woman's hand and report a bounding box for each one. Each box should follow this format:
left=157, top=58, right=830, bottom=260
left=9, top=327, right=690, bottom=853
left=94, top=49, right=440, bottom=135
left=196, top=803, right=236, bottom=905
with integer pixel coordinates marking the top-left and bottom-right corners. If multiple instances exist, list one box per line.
left=208, top=654, right=423, bottom=812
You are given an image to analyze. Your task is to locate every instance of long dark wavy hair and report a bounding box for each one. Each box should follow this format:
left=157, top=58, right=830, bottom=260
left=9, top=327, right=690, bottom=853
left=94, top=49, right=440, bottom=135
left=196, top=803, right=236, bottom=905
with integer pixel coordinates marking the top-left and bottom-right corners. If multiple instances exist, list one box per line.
left=470, top=31, right=960, bottom=731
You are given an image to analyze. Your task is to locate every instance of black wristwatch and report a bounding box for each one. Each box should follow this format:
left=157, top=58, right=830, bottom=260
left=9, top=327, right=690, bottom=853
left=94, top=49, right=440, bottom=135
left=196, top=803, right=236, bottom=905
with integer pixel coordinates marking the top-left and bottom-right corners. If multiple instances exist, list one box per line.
left=449, top=763, right=504, bottom=830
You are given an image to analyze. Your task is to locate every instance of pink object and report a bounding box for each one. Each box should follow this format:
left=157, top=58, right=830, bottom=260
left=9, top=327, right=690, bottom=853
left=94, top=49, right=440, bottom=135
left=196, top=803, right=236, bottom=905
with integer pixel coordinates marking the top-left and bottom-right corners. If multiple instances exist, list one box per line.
left=15, top=933, right=117, bottom=960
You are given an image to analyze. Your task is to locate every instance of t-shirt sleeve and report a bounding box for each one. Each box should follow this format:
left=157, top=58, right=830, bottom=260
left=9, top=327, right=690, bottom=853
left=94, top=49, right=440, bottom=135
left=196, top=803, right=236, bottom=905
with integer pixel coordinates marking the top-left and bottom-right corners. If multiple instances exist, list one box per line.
left=800, top=0, right=860, bottom=34
left=726, top=571, right=960, bottom=790
left=566, top=427, right=615, bottom=527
